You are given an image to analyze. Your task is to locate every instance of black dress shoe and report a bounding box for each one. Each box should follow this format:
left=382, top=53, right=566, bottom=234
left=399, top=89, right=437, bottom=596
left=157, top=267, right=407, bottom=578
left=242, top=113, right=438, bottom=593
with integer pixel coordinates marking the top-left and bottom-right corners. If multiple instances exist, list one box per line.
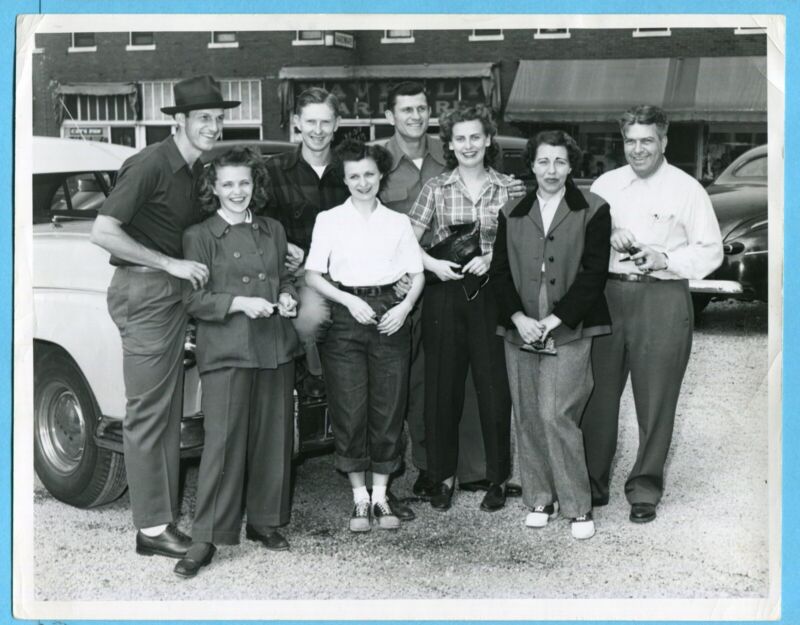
left=412, top=470, right=437, bottom=499
left=458, top=478, right=492, bottom=492
left=629, top=502, right=657, bottom=524
left=136, top=523, right=192, bottom=559
left=592, top=495, right=610, bottom=507
left=245, top=524, right=290, bottom=551
left=387, top=489, right=416, bottom=522
left=505, top=482, right=522, bottom=498
left=301, top=374, right=327, bottom=398
left=430, top=483, right=454, bottom=511
left=174, top=542, right=216, bottom=578
left=479, top=483, right=507, bottom=512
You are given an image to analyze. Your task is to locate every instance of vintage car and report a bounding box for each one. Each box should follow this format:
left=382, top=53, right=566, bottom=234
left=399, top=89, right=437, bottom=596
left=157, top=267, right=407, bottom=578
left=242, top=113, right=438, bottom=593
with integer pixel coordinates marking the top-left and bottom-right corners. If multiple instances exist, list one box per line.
left=31, top=137, right=332, bottom=510
left=690, top=144, right=768, bottom=314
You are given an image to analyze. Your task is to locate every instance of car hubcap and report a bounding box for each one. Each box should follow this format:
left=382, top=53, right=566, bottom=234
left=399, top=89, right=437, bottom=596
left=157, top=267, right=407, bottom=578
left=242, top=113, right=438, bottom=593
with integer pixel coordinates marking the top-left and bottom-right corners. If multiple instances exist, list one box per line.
left=37, top=382, right=87, bottom=474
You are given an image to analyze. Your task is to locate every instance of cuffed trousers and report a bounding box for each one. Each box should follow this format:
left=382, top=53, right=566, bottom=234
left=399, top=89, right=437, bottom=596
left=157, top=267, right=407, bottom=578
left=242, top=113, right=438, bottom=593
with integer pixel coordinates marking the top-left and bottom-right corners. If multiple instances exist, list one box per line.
left=192, top=363, right=295, bottom=544
left=106, top=268, right=187, bottom=529
left=580, top=279, right=693, bottom=505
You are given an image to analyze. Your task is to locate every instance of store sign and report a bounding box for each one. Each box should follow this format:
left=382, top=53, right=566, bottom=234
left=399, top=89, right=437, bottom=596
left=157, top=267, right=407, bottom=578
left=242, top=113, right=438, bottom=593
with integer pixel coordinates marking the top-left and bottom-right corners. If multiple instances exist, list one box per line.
left=295, top=77, right=484, bottom=119
left=65, top=126, right=110, bottom=142
left=331, top=32, right=355, bottom=49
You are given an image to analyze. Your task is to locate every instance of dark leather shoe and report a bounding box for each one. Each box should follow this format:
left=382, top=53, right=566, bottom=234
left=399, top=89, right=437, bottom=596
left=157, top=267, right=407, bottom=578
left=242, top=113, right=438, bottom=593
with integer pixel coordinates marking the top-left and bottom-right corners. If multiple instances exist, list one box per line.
left=245, top=524, right=290, bottom=551
left=174, top=542, right=216, bottom=578
left=136, top=524, right=191, bottom=559
left=387, top=489, right=416, bottom=522
left=505, top=482, right=522, bottom=498
left=458, top=478, right=492, bottom=492
left=629, top=502, right=657, bottom=524
left=412, top=470, right=437, bottom=499
left=479, top=483, right=507, bottom=512
left=430, top=483, right=454, bottom=511
left=592, top=495, right=610, bottom=507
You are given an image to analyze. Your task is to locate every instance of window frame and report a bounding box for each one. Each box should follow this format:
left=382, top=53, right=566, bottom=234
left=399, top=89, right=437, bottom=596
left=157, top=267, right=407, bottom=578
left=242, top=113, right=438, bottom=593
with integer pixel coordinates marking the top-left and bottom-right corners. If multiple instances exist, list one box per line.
left=292, top=30, right=325, bottom=46
left=734, top=26, right=768, bottom=35
left=533, top=28, right=571, bottom=40
left=468, top=29, right=504, bottom=42
left=126, top=31, right=156, bottom=51
left=68, top=32, right=97, bottom=53
left=632, top=27, right=673, bottom=38
left=381, top=29, right=415, bottom=44
left=208, top=31, right=239, bottom=49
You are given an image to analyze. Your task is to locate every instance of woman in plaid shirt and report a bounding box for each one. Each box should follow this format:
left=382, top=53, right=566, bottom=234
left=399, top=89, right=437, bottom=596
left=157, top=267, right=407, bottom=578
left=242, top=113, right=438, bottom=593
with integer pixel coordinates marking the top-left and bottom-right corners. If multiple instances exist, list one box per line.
left=407, top=105, right=514, bottom=513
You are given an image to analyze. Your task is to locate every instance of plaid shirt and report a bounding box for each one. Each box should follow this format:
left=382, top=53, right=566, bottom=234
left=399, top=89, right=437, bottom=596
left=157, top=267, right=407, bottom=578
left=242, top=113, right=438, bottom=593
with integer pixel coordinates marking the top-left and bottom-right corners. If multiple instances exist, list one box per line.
left=261, top=146, right=350, bottom=254
left=408, top=166, right=514, bottom=254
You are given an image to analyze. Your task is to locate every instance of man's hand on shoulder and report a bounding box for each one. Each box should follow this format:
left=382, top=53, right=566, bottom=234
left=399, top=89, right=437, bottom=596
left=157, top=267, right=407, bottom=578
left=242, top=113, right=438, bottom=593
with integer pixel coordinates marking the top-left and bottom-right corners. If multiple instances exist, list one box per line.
left=285, top=242, right=305, bottom=273
left=506, top=176, right=527, bottom=200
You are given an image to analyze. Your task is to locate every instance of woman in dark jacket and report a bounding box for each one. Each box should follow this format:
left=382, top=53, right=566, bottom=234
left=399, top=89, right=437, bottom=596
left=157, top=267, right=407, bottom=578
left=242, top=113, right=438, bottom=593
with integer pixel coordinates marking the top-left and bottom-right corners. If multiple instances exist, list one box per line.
left=176, top=146, right=301, bottom=577
left=490, top=130, right=611, bottom=539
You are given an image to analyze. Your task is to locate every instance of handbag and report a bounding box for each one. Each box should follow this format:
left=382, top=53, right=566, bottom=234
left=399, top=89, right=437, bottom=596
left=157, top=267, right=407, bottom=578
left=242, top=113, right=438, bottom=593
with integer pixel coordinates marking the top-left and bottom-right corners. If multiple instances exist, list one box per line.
left=424, top=222, right=488, bottom=300
left=424, top=222, right=482, bottom=285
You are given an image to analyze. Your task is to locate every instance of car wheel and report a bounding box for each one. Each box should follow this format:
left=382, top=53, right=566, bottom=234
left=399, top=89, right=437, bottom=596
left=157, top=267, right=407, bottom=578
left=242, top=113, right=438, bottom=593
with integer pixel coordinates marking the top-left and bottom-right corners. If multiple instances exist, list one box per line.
left=34, top=344, right=127, bottom=508
left=691, top=293, right=712, bottom=318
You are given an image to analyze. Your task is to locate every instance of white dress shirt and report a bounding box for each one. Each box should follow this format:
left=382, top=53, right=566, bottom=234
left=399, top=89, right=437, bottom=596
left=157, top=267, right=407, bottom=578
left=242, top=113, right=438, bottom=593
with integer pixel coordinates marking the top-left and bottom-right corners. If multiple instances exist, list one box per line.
left=590, top=159, right=723, bottom=280
left=306, top=197, right=424, bottom=286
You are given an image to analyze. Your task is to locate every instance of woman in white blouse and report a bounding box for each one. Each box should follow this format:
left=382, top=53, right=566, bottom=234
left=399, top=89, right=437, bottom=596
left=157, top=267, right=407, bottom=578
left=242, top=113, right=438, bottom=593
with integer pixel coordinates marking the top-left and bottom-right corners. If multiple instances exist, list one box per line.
left=305, top=139, right=424, bottom=533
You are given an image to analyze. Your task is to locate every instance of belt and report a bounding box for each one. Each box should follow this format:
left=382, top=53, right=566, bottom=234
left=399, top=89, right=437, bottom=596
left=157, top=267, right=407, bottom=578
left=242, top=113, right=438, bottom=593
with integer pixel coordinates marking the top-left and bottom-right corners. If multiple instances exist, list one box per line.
left=339, top=282, right=396, bottom=296
left=120, top=265, right=162, bottom=274
left=608, top=272, right=661, bottom=284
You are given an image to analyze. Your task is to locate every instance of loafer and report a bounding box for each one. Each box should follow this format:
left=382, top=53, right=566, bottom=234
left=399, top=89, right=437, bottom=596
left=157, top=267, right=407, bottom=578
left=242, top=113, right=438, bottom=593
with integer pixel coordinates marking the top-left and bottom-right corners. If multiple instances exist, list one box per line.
left=525, top=503, right=558, bottom=528
left=387, top=489, right=416, bottom=522
left=136, top=523, right=191, bottom=559
left=506, top=482, right=523, bottom=498
left=245, top=524, right=290, bottom=551
left=458, top=479, right=492, bottom=492
left=372, top=499, right=401, bottom=530
left=174, top=542, right=216, bottom=579
left=430, top=483, right=454, bottom=511
left=629, top=502, right=657, bottom=524
left=412, top=470, right=437, bottom=499
left=349, top=500, right=371, bottom=532
left=571, top=512, right=596, bottom=540
left=479, top=483, right=507, bottom=512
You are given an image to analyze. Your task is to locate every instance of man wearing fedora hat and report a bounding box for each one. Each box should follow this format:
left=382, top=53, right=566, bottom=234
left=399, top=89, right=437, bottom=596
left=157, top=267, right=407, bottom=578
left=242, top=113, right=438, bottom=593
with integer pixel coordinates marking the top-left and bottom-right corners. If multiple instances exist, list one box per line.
left=91, top=75, right=240, bottom=558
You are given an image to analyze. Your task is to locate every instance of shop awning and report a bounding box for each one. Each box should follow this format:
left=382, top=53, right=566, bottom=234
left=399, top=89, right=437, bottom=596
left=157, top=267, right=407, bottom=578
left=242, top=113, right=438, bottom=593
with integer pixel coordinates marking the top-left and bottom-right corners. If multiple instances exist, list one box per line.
left=277, top=63, right=500, bottom=127
left=54, top=82, right=139, bottom=125
left=55, top=82, right=138, bottom=97
left=504, top=56, right=766, bottom=124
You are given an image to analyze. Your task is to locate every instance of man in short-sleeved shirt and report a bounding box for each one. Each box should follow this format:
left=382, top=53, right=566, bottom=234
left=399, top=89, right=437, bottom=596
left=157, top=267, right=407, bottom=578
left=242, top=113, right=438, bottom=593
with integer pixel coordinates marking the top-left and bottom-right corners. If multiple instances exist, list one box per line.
left=92, top=75, right=239, bottom=558
left=580, top=105, right=723, bottom=524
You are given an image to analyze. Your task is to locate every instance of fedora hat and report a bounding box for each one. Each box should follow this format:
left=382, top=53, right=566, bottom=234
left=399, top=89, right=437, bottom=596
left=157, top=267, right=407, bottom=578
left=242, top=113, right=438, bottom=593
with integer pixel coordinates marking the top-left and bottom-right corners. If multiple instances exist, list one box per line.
left=160, top=75, right=240, bottom=115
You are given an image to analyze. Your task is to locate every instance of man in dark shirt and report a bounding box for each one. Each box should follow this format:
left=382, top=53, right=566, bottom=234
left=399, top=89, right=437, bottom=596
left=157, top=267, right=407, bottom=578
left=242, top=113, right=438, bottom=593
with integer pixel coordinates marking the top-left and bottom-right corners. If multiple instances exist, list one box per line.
left=91, top=75, right=239, bottom=559
left=262, top=88, right=348, bottom=401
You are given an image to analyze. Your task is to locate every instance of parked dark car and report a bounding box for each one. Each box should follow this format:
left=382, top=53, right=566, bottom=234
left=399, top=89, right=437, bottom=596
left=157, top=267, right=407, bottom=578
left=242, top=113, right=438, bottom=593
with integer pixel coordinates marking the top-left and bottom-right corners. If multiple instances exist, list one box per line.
left=691, top=144, right=768, bottom=314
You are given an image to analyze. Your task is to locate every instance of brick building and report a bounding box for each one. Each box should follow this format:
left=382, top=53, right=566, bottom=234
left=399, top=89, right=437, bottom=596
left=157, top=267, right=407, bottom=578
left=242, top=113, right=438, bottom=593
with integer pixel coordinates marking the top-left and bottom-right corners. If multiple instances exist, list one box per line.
left=32, top=27, right=767, bottom=180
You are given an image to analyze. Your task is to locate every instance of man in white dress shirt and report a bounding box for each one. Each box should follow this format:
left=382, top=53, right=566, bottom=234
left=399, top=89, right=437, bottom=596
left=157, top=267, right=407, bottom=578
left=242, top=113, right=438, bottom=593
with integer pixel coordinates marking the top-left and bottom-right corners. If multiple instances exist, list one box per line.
left=580, top=105, right=723, bottom=524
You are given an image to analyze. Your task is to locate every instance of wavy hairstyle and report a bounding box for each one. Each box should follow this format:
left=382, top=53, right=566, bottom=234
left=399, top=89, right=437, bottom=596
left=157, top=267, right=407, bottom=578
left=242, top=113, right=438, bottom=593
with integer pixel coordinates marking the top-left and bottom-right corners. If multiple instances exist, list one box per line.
left=523, top=130, right=583, bottom=172
left=196, top=146, right=269, bottom=216
left=334, top=138, right=393, bottom=192
left=439, top=103, right=499, bottom=170
left=618, top=104, right=669, bottom=140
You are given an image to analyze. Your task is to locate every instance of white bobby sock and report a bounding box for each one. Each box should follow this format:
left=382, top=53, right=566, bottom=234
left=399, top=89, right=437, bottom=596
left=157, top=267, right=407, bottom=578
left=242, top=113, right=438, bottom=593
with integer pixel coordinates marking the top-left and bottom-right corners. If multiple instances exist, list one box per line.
left=140, top=524, right=168, bottom=537
left=352, top=486, right=370, bottom=503
left=371, top=485, right=387, bottom=503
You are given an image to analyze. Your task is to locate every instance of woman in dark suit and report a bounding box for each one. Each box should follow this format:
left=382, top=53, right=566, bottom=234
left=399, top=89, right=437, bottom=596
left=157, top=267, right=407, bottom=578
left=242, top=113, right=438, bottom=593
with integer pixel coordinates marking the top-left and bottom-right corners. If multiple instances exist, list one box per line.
left=176, top=146, right=301, bottom=577
left=490, top=130, right=611, bottom=539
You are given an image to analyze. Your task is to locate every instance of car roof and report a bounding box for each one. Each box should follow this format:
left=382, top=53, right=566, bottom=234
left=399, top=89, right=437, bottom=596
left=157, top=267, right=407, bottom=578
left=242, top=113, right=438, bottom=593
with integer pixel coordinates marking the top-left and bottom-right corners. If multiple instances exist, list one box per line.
left=714, top=144, right=768, bottom=185
left=32, top=137, right=138, bottom=175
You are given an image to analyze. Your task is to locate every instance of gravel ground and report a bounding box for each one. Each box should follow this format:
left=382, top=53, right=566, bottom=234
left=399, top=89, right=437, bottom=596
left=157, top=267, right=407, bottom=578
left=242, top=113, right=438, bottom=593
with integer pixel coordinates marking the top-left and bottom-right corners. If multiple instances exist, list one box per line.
left=31, top=300, right=770, bottom=603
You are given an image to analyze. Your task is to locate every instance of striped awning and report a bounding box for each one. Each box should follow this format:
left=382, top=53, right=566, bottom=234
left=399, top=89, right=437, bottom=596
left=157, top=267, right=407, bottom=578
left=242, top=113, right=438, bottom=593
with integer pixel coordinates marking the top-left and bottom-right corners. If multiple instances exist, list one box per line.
left=504, top=56, right=766, bottom=124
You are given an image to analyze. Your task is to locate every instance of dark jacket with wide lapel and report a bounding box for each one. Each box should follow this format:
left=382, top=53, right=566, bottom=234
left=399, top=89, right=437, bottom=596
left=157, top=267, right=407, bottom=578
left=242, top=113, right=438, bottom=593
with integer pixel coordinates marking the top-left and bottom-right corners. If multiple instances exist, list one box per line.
left=490, top=178, right=612, bottom=346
